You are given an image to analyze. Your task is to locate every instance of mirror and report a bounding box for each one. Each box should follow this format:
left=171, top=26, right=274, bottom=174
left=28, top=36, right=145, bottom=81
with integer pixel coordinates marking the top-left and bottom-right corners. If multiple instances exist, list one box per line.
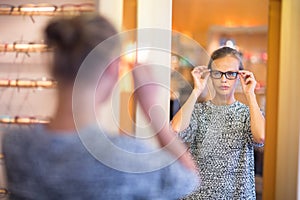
left=171, top=1, right=268, bottom=199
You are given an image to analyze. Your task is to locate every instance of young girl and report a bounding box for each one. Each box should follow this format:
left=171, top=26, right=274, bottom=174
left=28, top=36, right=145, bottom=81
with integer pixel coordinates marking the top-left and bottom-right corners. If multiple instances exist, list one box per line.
left=171, top=46, right=265, bottom=199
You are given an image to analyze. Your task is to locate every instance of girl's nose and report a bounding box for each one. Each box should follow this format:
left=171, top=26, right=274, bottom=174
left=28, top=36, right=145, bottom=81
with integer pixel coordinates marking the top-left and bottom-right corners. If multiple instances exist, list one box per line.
left=220, top=74, right=227, bottom=82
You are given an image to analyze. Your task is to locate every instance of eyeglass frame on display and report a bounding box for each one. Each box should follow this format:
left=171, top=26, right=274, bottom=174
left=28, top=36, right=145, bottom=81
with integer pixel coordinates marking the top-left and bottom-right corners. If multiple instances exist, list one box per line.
left=0, top=3, right=95, bottom=16
left=18, top=3, right=57, bottom=13
left=60, top=3, right=95, bottom=13
left=0, top=4, right=14, bottom=15
left=0, top=41, right=50, bottom=59
left=0, top=115, right=51, bottom=125
left=0, top=188, right=9, bottom=199
left=0, top=78, right=57, bottom=89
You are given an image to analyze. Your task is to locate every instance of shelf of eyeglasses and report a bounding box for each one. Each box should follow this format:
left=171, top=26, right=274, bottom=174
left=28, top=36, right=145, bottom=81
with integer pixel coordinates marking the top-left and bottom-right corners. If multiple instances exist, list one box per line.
left=0, top=188, right=8, bottom=198
left=0, top=116, right=51, bottom=125
left=0, top=78, right=57, bottom=89
left=0, top=42, right=50, bottom=53
left=0, top=3, right=95, bottom=16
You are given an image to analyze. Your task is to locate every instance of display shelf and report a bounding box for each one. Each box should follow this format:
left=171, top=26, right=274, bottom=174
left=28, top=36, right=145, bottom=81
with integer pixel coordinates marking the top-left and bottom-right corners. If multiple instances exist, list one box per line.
left=0, top=0, right=92, bottom=197
left=0, top=42, right=50, bottom=53
left=0, top=115, right=51, bottom=125
left=0, top=77, right=57, bottom=89
left=0, top=3, right=95, bottom=16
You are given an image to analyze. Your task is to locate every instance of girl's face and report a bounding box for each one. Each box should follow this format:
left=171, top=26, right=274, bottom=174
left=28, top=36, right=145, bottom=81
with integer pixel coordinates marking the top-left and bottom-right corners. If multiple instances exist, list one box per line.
left=210, top=55, right=240, bottom=99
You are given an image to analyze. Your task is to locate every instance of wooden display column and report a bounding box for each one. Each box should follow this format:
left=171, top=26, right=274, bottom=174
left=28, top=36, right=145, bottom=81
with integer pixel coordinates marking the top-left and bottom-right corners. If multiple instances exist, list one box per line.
left=135, top=0, right=172, bottom=146
left=99, top=0, right=124, bottom=31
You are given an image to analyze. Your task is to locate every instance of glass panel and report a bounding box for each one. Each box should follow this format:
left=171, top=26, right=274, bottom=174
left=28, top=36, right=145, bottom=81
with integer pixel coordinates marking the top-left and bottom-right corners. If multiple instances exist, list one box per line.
left=172, top=1, right=268, bottom=199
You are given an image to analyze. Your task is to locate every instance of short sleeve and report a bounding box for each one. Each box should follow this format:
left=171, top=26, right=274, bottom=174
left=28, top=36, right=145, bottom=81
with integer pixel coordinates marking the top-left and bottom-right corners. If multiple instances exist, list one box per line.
left=178, top=108, right=198, bottom=144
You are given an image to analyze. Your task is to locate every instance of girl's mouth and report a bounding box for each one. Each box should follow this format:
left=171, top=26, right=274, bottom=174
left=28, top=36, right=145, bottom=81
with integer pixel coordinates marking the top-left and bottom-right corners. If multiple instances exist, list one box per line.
left=220, top=86, right=229, bottom=90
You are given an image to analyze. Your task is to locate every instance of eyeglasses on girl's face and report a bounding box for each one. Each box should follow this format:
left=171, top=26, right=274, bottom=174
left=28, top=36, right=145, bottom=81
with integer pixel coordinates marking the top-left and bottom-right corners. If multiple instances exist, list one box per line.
left=210, top=70, right=239, bottom=80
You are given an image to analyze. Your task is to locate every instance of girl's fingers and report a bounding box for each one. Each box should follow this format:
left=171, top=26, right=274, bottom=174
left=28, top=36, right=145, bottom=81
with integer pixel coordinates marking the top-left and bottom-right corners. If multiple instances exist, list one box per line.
left=192, top=66, right=210, bottom=80
left=203, top=71, right=210, bottom=80
left=194, top=66, right=209, bottom=72
left=239, top=71, right=256, bottom=83
left=239, top=70, right=254, bottom=78
left=239, top=73, right=249, bottom=85
left=245, top=78, right=253, bottom=85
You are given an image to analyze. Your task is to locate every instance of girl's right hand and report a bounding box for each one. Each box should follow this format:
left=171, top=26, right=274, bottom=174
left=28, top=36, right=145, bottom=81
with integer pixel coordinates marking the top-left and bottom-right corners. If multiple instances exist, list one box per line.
left=191, top=66, right=210, bottom=96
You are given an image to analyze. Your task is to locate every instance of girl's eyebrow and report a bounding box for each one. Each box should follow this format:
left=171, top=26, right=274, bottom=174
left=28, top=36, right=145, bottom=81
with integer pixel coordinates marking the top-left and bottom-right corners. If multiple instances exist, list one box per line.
left=211, top=69, right=239, bottom=72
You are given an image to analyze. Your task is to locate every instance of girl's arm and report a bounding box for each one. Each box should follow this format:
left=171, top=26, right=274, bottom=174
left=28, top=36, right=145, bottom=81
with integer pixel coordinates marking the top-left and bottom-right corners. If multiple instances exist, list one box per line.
left=171, top=66, right=210, bottom=133
left=239, top=70, right=265, bottom=143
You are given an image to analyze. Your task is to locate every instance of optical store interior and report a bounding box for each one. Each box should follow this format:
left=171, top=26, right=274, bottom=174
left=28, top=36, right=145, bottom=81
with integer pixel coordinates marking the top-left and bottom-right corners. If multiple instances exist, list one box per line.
left=0, top=0, right=299, bottom=199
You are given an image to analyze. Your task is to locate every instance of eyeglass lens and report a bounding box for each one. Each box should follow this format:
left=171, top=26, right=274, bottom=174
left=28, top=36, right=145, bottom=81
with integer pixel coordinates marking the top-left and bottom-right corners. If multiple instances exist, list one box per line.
left=210, top=70, right=238, bottom=80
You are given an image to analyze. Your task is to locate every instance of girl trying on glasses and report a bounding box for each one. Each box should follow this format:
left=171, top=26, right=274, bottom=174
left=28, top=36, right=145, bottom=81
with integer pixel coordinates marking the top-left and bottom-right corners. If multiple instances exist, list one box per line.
left=171, top=46, right=265, bottom=199
left=3, top=14, right=198, bottom=200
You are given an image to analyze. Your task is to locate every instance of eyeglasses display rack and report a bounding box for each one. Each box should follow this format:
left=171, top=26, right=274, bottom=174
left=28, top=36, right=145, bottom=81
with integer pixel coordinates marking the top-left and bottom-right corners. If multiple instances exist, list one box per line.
left=0, top=1, right=96, bottom=199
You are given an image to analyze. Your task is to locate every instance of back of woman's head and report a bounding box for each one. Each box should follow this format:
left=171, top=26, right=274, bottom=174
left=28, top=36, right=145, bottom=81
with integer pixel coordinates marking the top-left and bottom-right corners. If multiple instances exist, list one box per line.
left=45, top=14, right=117, bottom=84
left=208, top=46, right=244, bottom=70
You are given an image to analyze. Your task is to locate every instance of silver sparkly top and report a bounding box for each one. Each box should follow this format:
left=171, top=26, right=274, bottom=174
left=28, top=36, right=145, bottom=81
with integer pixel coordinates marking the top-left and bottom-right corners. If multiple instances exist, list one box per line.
left=179, top=100, right=263, bottom=199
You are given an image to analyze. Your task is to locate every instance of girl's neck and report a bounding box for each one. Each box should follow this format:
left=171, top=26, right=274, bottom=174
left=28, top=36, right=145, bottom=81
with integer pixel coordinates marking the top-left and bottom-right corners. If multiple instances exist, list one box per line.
left=47, top=86, right=99, bottom=133
left=47, top=97, right=77, bottom=133
left=47, top=86, right=79, bottom=133
left=211, top=95, right=236, bottom=105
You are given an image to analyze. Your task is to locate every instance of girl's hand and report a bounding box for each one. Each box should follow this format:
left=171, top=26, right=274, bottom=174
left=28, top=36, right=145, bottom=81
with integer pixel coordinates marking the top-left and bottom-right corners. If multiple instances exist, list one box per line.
left=239, top=70, right=257, bottom=96
left=191, top=66, right=210, bottom=97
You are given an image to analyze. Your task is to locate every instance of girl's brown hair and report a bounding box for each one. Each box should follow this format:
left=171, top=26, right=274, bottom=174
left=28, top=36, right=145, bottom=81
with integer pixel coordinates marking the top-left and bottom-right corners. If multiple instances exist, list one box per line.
left=45, top=14, right=117, bottom=84
left=208, top=46, right=244, bottom=70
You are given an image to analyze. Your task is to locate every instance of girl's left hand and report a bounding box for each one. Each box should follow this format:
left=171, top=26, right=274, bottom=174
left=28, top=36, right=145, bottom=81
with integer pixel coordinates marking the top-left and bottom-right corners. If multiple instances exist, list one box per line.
left=239, top=70, right=257, bottom=95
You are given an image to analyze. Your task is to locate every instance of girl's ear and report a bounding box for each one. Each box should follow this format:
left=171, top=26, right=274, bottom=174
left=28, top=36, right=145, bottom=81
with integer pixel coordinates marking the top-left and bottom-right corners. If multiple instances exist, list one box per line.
left=106, top=58, right=120, bottom=79
left=95, top=58, right=120, bottom=103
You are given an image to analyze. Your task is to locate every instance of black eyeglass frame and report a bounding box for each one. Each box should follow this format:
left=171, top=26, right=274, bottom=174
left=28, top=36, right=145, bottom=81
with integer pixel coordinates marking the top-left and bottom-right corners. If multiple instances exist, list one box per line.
left=210, top=70, right=239, bottom=80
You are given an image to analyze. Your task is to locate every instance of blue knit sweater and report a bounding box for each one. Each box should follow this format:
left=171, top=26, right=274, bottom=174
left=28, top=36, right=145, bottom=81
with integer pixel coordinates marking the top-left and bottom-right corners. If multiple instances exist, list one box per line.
left=3, top=125, right=198, bottom=200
